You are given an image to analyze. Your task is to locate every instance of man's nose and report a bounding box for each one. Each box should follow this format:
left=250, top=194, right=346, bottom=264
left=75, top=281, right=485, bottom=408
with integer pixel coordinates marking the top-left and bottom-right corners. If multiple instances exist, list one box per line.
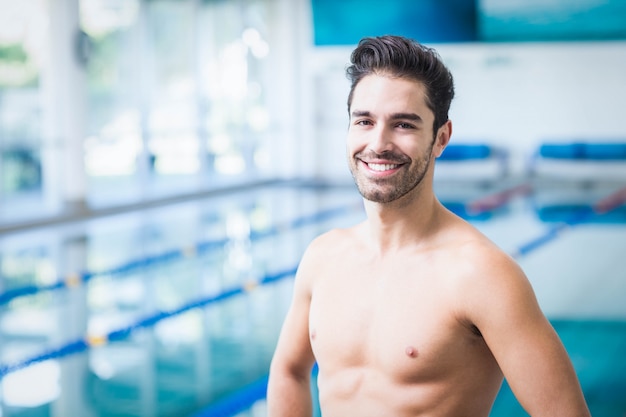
left=367, top=127, right=394, bottom=154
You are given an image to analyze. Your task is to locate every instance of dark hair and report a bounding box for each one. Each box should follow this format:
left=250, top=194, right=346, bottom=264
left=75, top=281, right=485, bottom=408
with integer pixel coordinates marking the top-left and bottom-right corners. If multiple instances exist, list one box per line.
left=346, top=35, right=454, bottom=131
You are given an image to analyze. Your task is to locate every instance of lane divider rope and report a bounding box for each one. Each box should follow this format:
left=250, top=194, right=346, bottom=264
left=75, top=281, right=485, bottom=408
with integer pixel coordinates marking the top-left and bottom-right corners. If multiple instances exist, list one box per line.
left=511, top=185, right=626, bottom=258
left=0, top=267, right=297, bottom=379
left=466, top=183, right=533, bottom=214
left=0, top=202, right=363, bottom=306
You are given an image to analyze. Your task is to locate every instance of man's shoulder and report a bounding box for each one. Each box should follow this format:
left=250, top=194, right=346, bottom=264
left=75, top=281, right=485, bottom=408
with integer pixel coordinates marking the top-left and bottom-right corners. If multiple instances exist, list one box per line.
left=441, top=214, right=512, bottom=265
left=432, top=218, right=524, bottom=288
left=295, top=226, right=362, bottom=287
left=452, top=230, right=511, bottom=266
left=441, top=223, right=532, bottom=308
left=448, top=235, right=520, bottom=284
left=298, top=224, right=359, bottom=265
left=308, top=224, right=363, bottom=253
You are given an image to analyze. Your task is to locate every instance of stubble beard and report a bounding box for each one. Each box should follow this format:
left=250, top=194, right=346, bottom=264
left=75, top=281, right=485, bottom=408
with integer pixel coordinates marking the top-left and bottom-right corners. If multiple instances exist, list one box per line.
left=349, top=149, right=434, bottom=204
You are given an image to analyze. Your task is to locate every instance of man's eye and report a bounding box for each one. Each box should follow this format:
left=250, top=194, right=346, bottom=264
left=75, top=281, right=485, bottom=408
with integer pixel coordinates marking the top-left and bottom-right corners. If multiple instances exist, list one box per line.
left=356, top=120, right=372, bottom=126
left=397, top=122, right=415, bottom=129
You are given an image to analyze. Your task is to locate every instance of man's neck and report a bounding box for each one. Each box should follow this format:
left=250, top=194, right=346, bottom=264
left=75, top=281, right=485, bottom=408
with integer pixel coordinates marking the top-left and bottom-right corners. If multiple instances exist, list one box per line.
left=362, top=188, right=442, bottom=256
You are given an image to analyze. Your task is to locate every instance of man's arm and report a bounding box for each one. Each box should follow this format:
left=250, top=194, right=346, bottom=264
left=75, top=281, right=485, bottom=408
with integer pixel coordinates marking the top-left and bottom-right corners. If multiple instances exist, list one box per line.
left=464, top=246, right=591, bottom=417
left=267, top=245, right=318, bottom=416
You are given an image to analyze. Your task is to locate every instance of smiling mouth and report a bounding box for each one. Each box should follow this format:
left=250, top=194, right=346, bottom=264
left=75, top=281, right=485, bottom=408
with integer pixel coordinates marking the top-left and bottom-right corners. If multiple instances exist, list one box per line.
left=367, top=162, right=400, bottom=172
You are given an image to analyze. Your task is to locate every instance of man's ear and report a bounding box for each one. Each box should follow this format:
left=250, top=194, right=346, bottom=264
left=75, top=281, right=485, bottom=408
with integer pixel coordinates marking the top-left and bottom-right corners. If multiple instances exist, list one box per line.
left=433, top=120, right=452, bottom=158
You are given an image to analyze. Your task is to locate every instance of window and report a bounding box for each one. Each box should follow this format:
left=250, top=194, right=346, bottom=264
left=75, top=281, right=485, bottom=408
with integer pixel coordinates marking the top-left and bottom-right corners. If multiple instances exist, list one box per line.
left=0, top=0, right=46, bottom=221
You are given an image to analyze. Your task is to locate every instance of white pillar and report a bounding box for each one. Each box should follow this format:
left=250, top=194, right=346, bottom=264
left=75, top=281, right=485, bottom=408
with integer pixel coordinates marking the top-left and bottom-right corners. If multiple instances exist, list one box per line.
left=265, top=0, right=315, bottom=180
left=52, top=235, right=93, bottom=417
left=41, top=0, right=88, bottom=213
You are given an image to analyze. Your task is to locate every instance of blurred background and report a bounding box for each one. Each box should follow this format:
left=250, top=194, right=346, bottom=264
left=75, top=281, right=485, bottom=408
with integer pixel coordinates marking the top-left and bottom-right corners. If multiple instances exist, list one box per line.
left=0, top=0, right=625, bottom=416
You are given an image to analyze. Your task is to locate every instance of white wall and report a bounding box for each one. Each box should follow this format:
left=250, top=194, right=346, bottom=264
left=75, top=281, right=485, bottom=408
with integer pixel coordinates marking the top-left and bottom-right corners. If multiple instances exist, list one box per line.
left=305, top=41, right=626, bottom=180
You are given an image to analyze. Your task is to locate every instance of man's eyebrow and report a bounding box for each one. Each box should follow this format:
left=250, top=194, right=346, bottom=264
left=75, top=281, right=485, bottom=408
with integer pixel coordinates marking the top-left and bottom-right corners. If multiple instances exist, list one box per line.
left=390, top=112, right=424, bottom=123
left=350, top=110, right=371, bottom=118
left=350, top=110, right=424, bottom=123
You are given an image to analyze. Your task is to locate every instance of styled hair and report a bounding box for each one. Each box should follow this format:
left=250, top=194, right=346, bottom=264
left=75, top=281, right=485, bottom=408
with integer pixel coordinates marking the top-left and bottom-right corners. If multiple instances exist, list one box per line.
left=346, top=35, right=455, bottom=131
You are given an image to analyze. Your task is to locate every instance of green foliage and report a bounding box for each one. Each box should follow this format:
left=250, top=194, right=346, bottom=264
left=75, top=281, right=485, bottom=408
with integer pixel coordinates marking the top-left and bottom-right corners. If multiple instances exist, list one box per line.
left=0, top=44, right=28, bottom=63
left=0, top=43, right=38, bottom=88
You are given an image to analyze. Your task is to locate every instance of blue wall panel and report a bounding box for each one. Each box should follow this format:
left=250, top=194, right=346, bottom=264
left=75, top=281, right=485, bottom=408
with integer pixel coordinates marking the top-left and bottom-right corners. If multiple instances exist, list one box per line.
left=480, top=0, right=626, bottom=42
left=311, top=0, right=626, bottom=45
left=311, top=0, right=478, bottom=45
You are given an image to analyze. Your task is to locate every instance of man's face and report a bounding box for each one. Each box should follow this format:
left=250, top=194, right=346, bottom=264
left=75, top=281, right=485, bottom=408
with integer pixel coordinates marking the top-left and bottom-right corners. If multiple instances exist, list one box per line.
left=347, top=74, right=441, bottom=204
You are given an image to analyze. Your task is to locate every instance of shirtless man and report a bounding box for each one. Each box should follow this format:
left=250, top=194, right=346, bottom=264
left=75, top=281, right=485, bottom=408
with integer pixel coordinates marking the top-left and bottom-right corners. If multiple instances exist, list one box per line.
left=267, top=35, right=590, bottom=416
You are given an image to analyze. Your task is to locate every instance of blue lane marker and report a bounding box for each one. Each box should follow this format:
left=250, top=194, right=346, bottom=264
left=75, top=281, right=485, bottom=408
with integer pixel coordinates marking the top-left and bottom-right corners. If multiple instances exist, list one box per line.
left=511, top=185, right=626, bottom=258
left=0, top=203, right=361, bottom=306
left=0, top=267, right=297, bottom=379
left=511, top=207, right=595, bottom=259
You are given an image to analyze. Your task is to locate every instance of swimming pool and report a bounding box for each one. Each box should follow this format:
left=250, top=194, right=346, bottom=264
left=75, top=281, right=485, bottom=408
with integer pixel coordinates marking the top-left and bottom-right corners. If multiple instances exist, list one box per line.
left=0, top=180, right=624, bottom=416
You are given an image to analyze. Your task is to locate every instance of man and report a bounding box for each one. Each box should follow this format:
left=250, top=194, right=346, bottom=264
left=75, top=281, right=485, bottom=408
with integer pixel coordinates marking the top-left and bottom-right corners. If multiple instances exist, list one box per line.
left=267, top=35, right=590, bottom=416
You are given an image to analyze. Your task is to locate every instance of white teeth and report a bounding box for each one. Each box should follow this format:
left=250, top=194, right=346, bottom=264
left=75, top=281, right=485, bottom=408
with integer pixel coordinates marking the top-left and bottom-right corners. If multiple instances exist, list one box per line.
left=368, top=163, right=399, bottom=172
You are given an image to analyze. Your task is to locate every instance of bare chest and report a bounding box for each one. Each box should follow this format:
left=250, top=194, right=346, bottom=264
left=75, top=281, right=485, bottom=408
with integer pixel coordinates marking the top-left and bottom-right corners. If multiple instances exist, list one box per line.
left=308, top=260, right=479, bottom=382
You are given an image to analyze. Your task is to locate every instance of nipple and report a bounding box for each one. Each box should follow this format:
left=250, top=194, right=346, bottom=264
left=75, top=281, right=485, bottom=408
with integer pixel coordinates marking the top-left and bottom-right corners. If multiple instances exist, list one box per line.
left=405, top=346, right=418, bottom=358
left=310, top=329, right=316, bottom=341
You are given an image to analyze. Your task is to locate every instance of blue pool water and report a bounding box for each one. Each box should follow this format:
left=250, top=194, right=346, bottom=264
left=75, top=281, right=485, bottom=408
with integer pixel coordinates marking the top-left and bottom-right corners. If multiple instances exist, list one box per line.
left=0, top=180, right=625, bottom=416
